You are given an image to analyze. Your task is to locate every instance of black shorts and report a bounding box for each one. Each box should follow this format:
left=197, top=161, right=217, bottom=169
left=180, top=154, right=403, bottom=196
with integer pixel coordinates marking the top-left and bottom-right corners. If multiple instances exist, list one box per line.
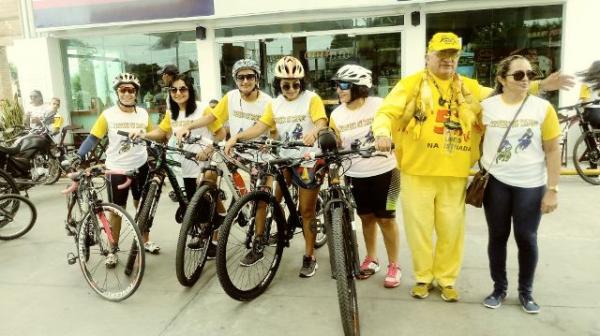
left=108, top=163, right=149, bottom=207
left=346, top=168, right=400, bottom=218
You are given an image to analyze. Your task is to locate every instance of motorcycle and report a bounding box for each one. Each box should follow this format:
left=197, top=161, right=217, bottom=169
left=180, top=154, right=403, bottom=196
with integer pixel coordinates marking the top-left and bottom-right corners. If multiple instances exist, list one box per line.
left=0, top=124, right=62, bottom=189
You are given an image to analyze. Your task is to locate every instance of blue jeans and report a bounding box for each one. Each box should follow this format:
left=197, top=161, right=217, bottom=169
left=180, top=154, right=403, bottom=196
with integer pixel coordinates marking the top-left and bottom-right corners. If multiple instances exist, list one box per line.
left=483, top=175, right=545, bottom=295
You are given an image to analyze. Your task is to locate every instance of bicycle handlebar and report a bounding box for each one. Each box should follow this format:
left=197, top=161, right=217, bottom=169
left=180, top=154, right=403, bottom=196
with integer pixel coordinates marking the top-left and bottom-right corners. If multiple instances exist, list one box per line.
left=117, top=130, right=198, bottom=161
left=557, top=98, right=600, bottom=111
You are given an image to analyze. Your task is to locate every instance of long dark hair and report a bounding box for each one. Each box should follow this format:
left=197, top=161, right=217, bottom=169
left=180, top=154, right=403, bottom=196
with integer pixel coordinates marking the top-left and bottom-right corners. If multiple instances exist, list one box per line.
left=169, top=74, right=197, bottom=120
left=577, top=60, right=600, bottom=92
left=492, top=55, right=529, bottom=95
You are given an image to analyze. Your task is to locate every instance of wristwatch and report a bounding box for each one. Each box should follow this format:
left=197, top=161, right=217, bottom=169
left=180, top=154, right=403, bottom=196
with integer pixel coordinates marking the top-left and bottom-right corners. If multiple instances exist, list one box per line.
left=547, top=185, right=559, bottom=193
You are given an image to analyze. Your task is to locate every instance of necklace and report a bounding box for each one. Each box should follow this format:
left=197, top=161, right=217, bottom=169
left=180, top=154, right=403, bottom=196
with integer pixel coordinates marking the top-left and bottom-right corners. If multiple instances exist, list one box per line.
left=429, top=74, right=453, bottom=107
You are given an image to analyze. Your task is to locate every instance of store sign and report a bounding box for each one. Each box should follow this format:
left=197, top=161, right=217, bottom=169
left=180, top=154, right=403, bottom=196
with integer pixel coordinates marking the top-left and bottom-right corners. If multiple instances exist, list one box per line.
left=32, top=0, right=215, bottom=29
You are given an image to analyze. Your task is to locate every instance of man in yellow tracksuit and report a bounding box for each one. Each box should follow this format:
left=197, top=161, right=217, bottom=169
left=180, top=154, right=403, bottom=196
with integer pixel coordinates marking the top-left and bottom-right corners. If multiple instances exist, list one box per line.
left=373, top=32, right=573, bottom=302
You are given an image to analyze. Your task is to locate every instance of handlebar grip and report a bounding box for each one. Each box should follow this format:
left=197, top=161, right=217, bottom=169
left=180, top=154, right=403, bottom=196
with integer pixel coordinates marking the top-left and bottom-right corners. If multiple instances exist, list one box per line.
left=117, top=178, right=132, bottom=190
left=117, top=130, right=130, bottom=137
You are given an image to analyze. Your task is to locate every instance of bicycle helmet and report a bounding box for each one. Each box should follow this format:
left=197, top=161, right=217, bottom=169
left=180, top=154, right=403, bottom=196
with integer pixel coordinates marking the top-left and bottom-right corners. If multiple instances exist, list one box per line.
left=332, top=64, right=373, bottom=88
left=274, top=56, right=304, bottom=79
left=232, top=59, right=261, bottom=79
left=318, top=128, right=338, bottom=154
left=583, top=107, right=600, bottom=129
left=112, top=73, right=140, bottom=90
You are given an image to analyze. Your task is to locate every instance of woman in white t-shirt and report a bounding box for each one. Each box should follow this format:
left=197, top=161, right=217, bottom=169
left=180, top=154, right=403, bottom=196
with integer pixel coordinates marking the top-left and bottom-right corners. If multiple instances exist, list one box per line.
left=76, top=73, right=155, bottom=264
left=225, top=56, right=328, bottom=278
left=480, top=55, right=560, bottom=314
left=329, top=65, right=401, bottom=288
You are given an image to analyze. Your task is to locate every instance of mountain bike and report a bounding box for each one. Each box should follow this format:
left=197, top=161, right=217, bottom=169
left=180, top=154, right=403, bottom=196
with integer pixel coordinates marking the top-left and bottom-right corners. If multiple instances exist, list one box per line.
left=557, top=98, right=600, bottom=184
left=116, top=130, right=198, bottom=257
left=215, top=138, right=368, bottom=318
left=62, top=164, right=145, bottom=301
left=175, top=137, right=258, bottom=287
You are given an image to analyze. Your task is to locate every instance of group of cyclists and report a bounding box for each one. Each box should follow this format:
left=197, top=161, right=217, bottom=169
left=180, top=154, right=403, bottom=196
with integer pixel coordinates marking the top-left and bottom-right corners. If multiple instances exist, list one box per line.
left=66, top=31, right=587, bottom=314
left=70, top=52, right=403, bottom=284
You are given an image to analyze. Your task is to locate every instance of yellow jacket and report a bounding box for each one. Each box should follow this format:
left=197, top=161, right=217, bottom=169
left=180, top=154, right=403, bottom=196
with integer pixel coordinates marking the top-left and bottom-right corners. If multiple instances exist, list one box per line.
left=372, top=70, right=495, bottom=178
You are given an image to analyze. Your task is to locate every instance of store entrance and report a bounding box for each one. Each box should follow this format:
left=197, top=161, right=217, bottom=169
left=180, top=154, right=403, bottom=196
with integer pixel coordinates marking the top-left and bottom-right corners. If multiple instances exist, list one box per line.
left=219, top=31, right=401, bottom=112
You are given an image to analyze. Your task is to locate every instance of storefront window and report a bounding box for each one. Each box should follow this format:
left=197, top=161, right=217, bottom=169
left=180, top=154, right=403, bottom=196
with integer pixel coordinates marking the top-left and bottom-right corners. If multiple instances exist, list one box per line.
left=61, top=31, right=197, bottom=127
left=219, top=32, right=401, bottom=111
left=427, top=5, right=563, bottom=102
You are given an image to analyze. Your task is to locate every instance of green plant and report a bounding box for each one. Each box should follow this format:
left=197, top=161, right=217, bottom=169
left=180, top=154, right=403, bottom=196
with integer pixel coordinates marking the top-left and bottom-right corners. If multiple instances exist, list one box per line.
left=0, top=98, right=24, bottom=141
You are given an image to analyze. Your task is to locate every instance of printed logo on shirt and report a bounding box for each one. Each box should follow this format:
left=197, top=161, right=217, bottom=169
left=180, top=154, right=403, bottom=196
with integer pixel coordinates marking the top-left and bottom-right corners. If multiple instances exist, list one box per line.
left=337, top=117, right=374, bottom=132
left=232, top=109, right=261, bottom=121
left=111, top=122, right=147, bottom=129
left=489, top=119, right=538, bottom=128
left=273, top=114, right=308, bottom=124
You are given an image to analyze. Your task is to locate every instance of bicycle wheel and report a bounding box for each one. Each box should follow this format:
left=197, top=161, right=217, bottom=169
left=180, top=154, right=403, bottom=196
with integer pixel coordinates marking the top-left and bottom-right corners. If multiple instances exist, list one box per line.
left=573, top=130, right=600, bottom=185
left=330, top=206, right=360, bottom=336
left=136, top=181, right=159, bottom=239
left=0, top=169, right=18, bottom=195
left=44, top=157, right=62, bottom=185
left=176, top=184, right=216, bottom=287
left=77, top=203, right=145, bottom=301
left=314, top=193, right=327, bottom=248
left=216, top=191, right=285, bottom=301
left=0, top=194, right=37, bottom=240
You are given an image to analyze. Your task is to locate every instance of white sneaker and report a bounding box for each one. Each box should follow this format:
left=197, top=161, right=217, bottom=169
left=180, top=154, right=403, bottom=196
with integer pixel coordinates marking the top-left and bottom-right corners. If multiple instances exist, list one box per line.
left=144, top=241, right=161, bottom=254
left=105, top=253, right=118, bottom=268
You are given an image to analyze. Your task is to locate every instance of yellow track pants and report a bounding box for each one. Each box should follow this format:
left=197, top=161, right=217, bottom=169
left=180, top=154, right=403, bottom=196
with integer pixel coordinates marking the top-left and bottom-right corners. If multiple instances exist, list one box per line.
left=400, top=173, right=467, bottom=287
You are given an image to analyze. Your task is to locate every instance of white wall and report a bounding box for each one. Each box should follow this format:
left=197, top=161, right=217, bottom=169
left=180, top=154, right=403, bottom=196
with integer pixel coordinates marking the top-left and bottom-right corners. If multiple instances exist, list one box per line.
left=12, top=37, right=70, bottom=125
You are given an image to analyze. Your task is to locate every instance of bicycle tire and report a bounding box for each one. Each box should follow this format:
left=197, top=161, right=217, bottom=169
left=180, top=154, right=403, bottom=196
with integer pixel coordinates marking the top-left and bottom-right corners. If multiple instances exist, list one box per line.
left=43, top=157, right=62, bottom=185
left=176, top=184, right=216, bottom=287
left=136, top=181, right=159, bottom=238
left=314, top=193, right=327, bottom=248
left=216, top=191, right=284, bottom=301
left=330, top=206, right=360, bottom=336
left=0, top=194, right=37, bottom=240
left=78, top=202, right=145, bottom=301
left=0, top=168, right=19, bottom=195
left=572, top=130, right=600, bottom=185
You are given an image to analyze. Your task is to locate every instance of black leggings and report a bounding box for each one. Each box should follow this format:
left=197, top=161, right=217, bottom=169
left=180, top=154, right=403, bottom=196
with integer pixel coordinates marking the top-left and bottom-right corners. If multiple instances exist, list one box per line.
left=483, top=175, right=545, bottom=295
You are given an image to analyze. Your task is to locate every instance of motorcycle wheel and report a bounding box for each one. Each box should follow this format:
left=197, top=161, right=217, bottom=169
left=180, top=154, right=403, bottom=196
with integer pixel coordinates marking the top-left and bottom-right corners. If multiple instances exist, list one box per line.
left=44, top=157, right=61, bottom=185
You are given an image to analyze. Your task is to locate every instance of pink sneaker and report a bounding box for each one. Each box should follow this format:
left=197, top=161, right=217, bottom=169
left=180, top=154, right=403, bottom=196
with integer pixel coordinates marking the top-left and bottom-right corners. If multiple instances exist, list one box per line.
left=384, top=263, right=401, bottom=288
left=358, top=256, right=380, bottom=279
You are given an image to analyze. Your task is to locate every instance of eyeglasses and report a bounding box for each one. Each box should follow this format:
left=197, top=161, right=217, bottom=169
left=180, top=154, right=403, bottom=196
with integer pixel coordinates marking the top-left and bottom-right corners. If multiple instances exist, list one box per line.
left=236, top=74, right=257, bottom=82
left=506, top=70, right=536, bottom=81
left=170, top=86, right=189, bottom=94
left=117, top=87, right=136, bottom=94
left=435, top=50, right=460, bottom=60
left=335, top=82, right=353, bottom=90
left=281, top=83, right=301, bottom=91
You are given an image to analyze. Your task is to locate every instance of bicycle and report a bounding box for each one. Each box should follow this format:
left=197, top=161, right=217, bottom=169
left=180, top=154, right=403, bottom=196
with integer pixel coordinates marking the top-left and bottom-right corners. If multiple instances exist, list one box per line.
left=116, top=130, right=199, bottom=255
left=62, top=164, right=145, bottom=301
left=0, top=193, right=37, bottom=240
left=557, top=98, right=600, bottom=184
left=175, top=137, right=258, bottom=287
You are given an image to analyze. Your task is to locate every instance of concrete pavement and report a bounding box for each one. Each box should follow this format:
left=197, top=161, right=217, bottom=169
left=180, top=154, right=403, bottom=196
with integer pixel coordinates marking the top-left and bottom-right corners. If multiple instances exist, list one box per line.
left=0, top=176, right=599, bottom=336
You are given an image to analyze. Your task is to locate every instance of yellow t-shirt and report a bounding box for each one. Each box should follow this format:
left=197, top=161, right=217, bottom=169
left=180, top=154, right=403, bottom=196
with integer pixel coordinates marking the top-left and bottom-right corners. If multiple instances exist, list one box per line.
left=372, top=70, right=489, bottom=178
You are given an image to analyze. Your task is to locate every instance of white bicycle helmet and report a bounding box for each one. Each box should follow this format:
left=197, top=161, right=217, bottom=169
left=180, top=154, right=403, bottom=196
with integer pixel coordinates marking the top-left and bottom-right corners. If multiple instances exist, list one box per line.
left=274, top=56, right=304, bottom=79
left=232, top=59, right=261, bottom=79
left=332, top=64, right=372, bottom=88
left=112, top=72, right=141, bottom=90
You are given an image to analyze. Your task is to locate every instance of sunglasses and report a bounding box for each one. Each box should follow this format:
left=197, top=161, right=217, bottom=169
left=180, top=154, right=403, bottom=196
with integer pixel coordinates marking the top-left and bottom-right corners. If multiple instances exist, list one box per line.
left=506, top=70, right=536, bottom=81
left=170, top=86, right=189, bottom=94
left=117, top=87, right=136, bottom=94
left=236, top=74, right=257, bottom=81
left=336, top=82, right=353, bottom=90
left=282, top=83, right=301, bottom=91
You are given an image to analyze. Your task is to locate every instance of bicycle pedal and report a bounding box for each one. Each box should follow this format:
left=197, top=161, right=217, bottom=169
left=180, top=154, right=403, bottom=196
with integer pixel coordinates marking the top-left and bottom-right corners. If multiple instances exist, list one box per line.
left=66, top=252, right=77, bottom=265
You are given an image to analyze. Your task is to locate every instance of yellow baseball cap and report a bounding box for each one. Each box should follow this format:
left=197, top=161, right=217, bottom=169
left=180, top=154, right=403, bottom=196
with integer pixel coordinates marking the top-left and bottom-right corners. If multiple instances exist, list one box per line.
left=428, top=32, right=462, bottom=52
